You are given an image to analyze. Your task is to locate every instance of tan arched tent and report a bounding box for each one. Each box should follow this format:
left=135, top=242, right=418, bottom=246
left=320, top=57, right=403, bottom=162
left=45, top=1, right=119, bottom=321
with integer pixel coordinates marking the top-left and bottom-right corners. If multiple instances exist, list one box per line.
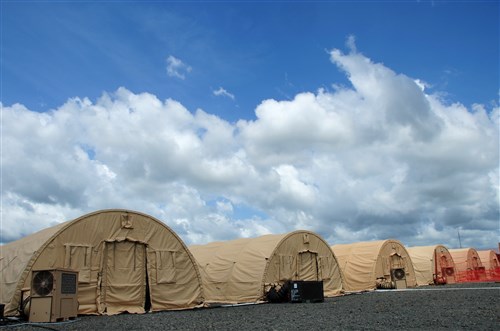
left=189, top=230, right=344, bottom=304
left=407, top=245, right=456, bottom=286
left=448, top=248, right=485, bottom=282
left=0, top=209, right=204, bottom=316
left=331, top=239, right=416, bottom=291
left=477, top=250, right=500, bottom=281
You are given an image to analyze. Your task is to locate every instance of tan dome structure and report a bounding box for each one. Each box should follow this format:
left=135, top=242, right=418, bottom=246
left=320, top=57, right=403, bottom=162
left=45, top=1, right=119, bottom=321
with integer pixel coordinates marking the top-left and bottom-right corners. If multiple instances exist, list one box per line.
left=407, top=245, right=456, bottom=286
left=448, top=248, right=485, bottom=282
left=189, top=230, right=344, bottom=304
left=0, top=209, right=204, bottom=316
left=331, top=239, right=417, bottom=291
left=477, top=250, right=500, bottom=281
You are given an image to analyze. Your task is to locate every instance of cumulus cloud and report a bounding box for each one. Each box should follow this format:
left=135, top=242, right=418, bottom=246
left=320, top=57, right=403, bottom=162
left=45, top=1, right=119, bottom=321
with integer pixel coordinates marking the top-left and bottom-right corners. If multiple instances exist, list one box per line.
left=166, top=55, right=192, bottom=79
left=1, top=48, right=498, bottom=250
left=213, top=87, right=235, bottom=100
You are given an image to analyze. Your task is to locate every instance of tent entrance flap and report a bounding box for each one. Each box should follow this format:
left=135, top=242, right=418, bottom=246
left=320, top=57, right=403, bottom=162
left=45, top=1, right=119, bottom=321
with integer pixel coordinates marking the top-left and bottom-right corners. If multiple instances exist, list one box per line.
left=298, top=251, right=319, bottom=281
left=101, top=241, right=147, bottom=315
left=437, top=253, right=454, bottom=284
left=389, top=253, right=405, bottom=269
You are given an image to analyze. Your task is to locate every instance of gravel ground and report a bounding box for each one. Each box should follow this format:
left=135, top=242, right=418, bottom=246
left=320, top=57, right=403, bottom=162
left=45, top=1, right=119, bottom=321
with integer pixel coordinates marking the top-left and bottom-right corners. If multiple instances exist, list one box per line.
left=3, top=282, right=499, bottom=330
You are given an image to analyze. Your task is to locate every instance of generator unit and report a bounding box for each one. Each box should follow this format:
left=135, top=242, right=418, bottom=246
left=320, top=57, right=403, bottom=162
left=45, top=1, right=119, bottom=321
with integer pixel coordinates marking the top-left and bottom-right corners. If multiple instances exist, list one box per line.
left=390, top=268, right=407, bottom=289
left=290, top=281, right=324, bottom=303
left=29, top=268, right=79, bottom=323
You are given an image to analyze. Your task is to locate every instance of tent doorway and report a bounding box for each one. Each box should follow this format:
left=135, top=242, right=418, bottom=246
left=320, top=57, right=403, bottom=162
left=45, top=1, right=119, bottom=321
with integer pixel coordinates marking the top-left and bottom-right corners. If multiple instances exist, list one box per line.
left=389, top=253, right=405, bottom=269
left=298, top=251, right=319, bottom=281
left=100, top=241, right=148, bottom=314
left=437, top=253, right=455, bottom=284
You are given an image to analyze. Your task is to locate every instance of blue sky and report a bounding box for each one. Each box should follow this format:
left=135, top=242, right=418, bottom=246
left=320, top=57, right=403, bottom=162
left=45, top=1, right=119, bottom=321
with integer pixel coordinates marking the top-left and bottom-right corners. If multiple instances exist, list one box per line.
left=1, top=1, right=499, bottom=249
left=3, top=1, right=498, bottom=120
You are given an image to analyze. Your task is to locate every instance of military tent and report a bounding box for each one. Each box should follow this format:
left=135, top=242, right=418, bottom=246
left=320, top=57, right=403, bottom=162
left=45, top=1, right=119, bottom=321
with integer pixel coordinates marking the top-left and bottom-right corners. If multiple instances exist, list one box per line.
left=189, top=230, right=344, bottom=304
left=0, top=209, right=204, bottom=316
left=477, top=250, right=500, bottom=281
left=448, top=248, right=485, bottom=282
left=331, top=239, right=417, bottom=291
left=407, top=245, right=456, bottom=286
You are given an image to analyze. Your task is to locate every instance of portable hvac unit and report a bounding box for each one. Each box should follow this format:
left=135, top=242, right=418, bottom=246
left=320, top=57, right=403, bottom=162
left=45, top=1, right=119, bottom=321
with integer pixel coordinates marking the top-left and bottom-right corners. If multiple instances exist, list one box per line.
left=443, top=267, right=455, bottom=277
left=290, top=281, right=324, bottom=303
left=443, top=267, right=456, bottom=284
left=390, top=268, right=407, bottom=289
left=29, top=268, right=79, bottom=323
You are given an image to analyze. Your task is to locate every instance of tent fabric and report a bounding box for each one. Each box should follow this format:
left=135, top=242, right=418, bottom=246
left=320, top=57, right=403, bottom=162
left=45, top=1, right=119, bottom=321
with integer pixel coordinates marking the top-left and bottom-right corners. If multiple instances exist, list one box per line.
left=0, top=209, right=204, bottom=316
left=448, top=248, right=483, bottom=272
left=476, top=250, right=499, bottom=271
left=407, top=245, right=456, bottom=286
left=331, top=239, right=417, bottom=291
left=189, top=230, right=344, bottom=304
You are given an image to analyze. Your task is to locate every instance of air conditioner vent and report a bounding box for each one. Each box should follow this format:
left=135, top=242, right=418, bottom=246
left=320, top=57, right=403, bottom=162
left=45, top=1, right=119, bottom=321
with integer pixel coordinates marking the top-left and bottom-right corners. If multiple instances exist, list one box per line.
left=391, top=268, right=406, bottom=281
left=32, top=270, right=54, bottom=296
left=61, top=272, right=78, bottom=294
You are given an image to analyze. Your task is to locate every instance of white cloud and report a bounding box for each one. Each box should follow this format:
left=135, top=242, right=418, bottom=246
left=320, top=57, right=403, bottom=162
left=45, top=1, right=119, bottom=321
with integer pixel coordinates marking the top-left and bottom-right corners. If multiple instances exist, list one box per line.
left=166, top=55, right=192, bottom=79
left=213, top=87, right=235, bottom=100
left=346, top=34, right=357, bottom=53
left=2, top=48, right=498, bottom=251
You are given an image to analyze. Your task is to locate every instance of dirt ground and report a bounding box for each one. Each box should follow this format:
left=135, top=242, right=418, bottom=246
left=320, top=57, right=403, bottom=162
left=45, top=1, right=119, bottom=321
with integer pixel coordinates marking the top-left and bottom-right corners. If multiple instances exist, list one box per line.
left=4, top=282, right=499, bottom=330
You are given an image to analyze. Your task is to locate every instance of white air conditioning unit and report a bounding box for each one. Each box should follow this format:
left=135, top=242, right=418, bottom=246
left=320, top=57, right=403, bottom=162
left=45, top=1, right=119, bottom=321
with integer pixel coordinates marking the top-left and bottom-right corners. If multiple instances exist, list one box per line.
left=29, top=269, right=79, bottom=323
left=390, top=268, right=407, bottom=289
